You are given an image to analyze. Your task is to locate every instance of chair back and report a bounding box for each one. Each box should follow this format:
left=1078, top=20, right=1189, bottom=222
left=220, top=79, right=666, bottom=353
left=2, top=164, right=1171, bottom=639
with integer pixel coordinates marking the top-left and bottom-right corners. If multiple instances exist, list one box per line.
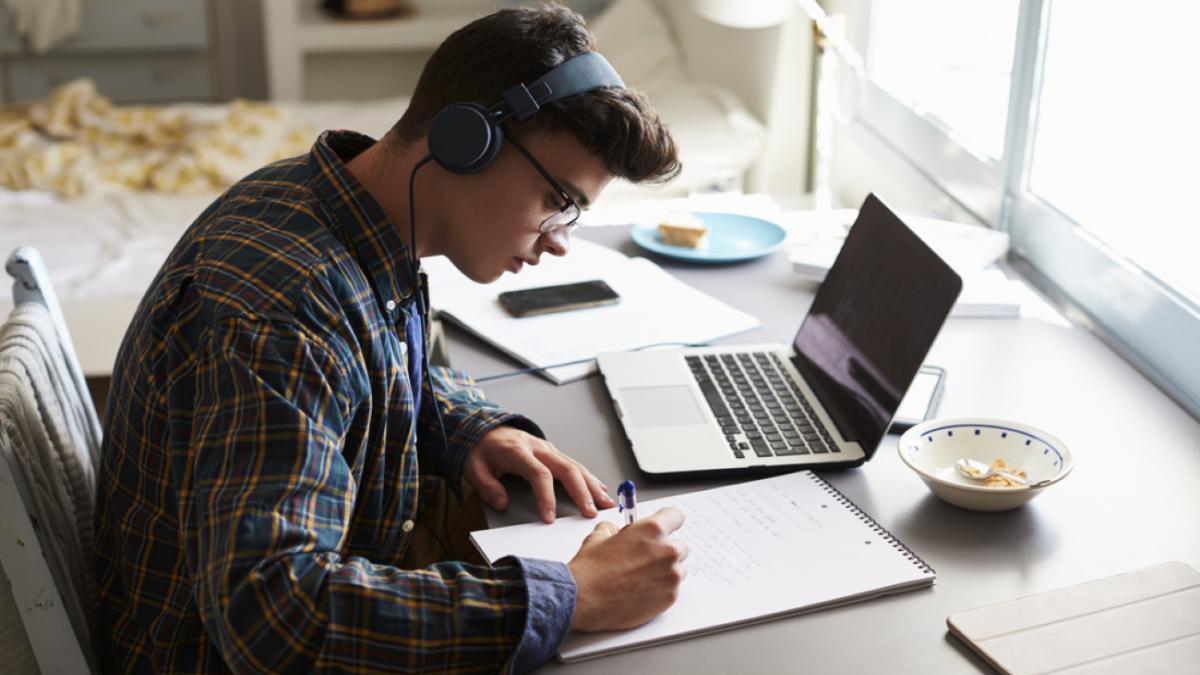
left=0, top=247, right=101, bottom=674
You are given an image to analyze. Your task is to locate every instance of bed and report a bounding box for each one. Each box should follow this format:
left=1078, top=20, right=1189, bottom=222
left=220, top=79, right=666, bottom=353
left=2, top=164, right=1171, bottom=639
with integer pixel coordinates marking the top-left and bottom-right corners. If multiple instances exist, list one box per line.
left=0, top=95, right=425, bottom=375
left=0, top=0, right=769, bottom=377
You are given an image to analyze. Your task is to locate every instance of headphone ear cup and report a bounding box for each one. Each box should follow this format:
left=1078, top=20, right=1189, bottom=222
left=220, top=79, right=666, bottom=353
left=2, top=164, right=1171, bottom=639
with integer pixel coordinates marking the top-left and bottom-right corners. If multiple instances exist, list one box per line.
left=427, top=103, right=503, bottom=174
left=474, top=121, right=503, bottom=172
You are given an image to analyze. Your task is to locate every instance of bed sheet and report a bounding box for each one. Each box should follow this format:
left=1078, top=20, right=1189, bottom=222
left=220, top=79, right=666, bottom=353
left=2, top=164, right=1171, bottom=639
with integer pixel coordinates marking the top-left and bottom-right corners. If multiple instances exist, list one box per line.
left=0, top=97, right=410, bottom=375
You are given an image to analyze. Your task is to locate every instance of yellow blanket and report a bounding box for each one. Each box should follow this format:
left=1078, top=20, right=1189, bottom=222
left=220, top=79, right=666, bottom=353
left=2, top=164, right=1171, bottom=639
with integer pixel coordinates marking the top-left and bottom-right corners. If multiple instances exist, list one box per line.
left=0, top=79, right=312, bottom=198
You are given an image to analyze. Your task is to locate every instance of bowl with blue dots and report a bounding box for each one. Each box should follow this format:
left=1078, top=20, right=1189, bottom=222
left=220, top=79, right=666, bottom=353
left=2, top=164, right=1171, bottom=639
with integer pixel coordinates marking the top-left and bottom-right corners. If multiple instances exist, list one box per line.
left=897, top=417, right=1073, bottom=511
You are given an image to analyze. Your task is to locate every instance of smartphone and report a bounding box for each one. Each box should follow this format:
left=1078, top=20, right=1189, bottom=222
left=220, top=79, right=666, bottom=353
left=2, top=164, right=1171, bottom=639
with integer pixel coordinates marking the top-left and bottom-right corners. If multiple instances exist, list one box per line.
left=498, top=280, right=620, bottom=318
left=889, top=365, right=947, bottom=433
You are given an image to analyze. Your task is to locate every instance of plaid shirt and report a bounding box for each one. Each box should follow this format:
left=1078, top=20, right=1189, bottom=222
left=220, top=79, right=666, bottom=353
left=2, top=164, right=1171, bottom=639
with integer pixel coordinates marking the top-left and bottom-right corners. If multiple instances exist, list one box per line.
left=94, top=131, right=575, bottom=673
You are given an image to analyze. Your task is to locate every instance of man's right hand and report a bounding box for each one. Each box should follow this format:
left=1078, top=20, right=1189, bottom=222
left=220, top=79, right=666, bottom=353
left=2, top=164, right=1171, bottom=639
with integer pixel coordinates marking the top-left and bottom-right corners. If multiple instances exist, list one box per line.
left=566, top=507, right=688, bottom=632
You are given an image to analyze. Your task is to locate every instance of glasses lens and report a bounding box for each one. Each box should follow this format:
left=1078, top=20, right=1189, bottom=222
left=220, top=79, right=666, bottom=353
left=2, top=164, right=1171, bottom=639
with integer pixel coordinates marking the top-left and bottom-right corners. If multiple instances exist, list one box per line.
left=539, top=202, right=581, bottom=233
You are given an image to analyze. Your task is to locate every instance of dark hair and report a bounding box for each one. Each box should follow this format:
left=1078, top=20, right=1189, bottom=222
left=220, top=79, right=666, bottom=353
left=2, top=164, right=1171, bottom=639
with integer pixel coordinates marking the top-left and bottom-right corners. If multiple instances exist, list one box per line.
left=387, top=4, right=681, bottom=184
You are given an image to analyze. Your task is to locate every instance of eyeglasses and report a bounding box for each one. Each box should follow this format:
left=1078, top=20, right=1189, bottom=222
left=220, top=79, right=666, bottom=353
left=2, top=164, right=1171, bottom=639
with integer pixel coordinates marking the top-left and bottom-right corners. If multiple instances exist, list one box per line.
left=506, top=133, right=582, bottom=234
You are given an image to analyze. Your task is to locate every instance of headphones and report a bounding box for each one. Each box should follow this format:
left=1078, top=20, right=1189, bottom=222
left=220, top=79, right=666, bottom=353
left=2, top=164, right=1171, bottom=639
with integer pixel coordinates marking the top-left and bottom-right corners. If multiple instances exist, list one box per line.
left=425, top=51, right=624, bottom=174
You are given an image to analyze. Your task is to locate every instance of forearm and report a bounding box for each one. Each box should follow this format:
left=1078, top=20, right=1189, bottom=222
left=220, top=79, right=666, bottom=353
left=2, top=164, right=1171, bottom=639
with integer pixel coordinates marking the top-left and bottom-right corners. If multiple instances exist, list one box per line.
left=196, top=551, right=543, bottom=673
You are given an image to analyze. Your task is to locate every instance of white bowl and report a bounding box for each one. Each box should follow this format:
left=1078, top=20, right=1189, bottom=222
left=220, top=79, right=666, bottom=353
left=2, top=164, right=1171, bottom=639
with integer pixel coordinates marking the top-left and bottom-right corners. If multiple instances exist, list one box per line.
left=897, top=417, right=1073, bottom=511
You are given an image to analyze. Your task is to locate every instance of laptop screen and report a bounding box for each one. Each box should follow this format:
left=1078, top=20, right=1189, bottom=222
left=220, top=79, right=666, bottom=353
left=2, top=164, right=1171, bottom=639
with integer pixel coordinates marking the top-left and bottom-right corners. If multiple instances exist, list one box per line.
left=791, top=194, right=962, bottom=454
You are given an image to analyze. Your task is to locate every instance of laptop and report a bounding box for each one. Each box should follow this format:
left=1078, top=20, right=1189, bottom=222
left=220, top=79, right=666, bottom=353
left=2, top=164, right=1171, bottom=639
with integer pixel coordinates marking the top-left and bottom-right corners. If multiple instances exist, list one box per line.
left=597, top=194, right=963, bottom=476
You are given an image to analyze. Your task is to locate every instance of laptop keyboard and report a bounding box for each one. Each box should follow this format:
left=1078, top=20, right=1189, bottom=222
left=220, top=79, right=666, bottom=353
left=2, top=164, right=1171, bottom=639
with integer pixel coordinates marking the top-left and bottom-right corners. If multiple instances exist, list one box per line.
left=686, top=352, right=839, bottom=460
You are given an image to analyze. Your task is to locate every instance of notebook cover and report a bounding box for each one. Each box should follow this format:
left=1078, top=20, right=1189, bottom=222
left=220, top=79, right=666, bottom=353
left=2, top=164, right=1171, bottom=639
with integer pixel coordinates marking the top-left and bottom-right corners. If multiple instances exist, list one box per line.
left=947, top=561, right=1200, bottom=674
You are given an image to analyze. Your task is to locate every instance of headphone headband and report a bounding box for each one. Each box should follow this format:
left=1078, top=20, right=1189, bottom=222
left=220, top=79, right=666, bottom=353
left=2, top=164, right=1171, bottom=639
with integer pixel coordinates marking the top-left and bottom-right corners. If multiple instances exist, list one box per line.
left=427, top=51, right=625, bottom=174
left=501, top=52, right=625, bottom=121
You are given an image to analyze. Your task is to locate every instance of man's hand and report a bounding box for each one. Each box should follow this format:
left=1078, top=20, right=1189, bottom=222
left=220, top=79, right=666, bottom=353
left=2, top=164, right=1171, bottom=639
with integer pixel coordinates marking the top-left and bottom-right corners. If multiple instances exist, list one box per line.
left=464, top=425, right=616, bottom=523
left=567, top=507, right=688, bottom=632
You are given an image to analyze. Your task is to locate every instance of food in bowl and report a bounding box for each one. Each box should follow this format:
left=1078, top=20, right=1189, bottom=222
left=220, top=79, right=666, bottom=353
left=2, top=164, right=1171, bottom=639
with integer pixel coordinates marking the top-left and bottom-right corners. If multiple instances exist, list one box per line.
left=964, top=457, right=1030, bottom=488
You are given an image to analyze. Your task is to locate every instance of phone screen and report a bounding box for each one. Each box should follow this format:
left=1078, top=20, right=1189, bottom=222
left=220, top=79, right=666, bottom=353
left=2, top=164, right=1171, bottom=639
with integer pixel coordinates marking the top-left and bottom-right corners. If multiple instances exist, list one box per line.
left=498, top=280, right=620, bottom=317
left=890, top=365, right=946, bottom=433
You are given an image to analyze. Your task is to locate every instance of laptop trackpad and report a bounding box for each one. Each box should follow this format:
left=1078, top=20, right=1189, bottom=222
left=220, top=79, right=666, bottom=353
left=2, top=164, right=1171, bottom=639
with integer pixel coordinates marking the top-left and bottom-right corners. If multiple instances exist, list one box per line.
left=619, top=386, right=707, bottom=428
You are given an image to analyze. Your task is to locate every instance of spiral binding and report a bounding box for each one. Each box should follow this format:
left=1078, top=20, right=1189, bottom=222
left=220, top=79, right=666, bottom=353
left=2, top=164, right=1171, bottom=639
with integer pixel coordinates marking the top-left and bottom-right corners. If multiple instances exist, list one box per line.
left=806, top=472, right=936, bottom=576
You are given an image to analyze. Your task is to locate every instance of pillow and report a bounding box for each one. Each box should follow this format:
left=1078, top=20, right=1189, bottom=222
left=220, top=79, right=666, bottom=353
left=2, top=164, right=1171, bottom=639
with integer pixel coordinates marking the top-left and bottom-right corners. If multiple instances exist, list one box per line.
left=588, top=0, right=686, bottom=88
left=601, top=79, right=766, bottom=199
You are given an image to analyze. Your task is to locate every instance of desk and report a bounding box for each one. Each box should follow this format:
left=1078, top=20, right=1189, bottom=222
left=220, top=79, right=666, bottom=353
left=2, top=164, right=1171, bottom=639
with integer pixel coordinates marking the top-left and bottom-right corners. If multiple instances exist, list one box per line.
left=444, top=225, right=1200, bottom=673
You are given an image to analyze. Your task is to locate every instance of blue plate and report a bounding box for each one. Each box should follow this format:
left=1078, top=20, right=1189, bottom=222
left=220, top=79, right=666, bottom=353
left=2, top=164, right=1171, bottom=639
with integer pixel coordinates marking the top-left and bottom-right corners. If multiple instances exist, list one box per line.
left=630, top=212, right=787, bottom=263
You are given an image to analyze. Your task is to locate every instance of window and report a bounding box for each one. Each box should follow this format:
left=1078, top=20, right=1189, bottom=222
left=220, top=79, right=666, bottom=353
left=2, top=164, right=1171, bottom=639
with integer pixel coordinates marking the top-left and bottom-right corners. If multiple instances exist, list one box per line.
left=867, top=0, right=1019, bottom=161
left=850, top=0, right=1200, bottom=417
left=1030, top=1, right=1200, bottom=303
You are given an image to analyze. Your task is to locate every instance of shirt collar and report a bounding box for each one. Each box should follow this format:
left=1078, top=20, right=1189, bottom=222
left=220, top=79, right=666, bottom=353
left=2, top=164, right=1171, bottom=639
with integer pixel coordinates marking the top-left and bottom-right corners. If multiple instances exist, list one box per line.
left=309, top=129, right=418, bottom=308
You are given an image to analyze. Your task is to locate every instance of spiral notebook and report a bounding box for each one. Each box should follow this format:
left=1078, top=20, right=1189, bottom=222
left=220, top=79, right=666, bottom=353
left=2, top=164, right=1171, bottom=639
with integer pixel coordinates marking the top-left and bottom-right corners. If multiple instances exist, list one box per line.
left=470, top=471, right=935, bottom=662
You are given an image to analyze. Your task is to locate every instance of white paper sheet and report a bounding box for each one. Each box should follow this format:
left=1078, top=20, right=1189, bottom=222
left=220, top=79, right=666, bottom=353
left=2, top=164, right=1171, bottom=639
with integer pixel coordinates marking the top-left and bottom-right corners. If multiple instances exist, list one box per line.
left=424, top=239, right=761, bottom=384
left=471, top=471, right=935, bottom=662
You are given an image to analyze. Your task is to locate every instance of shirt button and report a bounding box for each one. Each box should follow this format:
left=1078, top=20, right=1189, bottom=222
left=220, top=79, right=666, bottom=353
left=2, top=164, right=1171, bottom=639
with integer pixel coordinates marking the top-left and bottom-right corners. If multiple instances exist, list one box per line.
left=401, top=519, right=415, bottom=533
left=385, top=299, right=397, bottom=312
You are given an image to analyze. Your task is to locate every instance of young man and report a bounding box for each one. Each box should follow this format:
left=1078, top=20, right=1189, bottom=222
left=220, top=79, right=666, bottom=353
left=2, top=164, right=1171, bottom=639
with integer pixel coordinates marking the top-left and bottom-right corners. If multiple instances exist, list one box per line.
left=93, top=5, right=688, bottom=673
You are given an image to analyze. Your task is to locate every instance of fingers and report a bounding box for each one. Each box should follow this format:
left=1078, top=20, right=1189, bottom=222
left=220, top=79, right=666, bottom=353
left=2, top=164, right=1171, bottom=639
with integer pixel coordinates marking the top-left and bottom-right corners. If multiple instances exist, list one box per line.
left=515, top=456, right=557, bottom=523
left=581, top=520, right=618, bottom=549
left=470, top=426, right=620, bottom=521
left=466, top=461, right=510, bottom=511
left=644, top=506, right=685, bottom=534
left=673, top=537, right=690, bottom=563
left=576, top=521, right=616, bottom=556
left=530, top=440, right=614, bottom=517
left=674, top=561, right=689, bottom=584
left=539, top=444, right=614, bottom=513
left=542, top=453, right=598, bottom=518
left=583, top=467, right=616, bottom=508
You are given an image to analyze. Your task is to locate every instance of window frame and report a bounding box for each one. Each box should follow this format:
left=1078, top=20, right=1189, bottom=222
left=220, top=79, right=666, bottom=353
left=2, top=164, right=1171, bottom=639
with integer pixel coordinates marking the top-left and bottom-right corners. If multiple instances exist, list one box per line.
left=848, top=0, right=1200, bottom=418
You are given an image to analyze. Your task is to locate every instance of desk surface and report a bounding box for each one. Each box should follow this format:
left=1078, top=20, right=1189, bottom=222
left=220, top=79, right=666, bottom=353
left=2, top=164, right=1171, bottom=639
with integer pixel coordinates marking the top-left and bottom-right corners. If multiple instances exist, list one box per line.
left=444, top=225, right=1200, bottom=674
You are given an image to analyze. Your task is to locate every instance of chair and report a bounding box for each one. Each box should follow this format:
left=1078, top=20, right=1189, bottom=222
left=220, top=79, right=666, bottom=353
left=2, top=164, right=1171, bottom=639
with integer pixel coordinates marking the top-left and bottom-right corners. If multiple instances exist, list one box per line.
left=0, top=247, right=102, bottom=674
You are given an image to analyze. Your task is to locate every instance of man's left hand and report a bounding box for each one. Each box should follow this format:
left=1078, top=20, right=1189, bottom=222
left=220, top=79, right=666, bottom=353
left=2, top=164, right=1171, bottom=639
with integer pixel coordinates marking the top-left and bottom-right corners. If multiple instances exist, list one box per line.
left=464, top=426, right=616, bottom=523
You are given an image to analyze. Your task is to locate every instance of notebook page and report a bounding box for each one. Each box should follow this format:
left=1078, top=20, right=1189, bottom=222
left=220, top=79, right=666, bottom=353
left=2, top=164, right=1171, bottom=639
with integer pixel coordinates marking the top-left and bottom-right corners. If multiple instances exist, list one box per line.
left=471, top=471, right=934, bottom=661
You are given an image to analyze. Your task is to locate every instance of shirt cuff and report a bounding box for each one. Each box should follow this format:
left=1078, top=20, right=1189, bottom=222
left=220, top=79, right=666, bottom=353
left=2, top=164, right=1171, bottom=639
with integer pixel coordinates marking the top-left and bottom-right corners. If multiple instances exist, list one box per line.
left=499, top=414, right=546, bottom=441
left=504, top=556, right=575, bottom=673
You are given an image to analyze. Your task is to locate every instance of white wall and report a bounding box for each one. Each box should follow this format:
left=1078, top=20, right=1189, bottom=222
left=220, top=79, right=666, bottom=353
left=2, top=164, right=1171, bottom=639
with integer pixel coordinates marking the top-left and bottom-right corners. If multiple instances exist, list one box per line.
left=750, top=7, right=814, bottom=196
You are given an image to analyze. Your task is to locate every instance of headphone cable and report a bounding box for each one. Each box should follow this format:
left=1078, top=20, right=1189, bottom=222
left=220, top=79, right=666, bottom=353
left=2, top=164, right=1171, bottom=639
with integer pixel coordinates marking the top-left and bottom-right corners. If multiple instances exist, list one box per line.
left=473, top=341, right=712, bottom=383
left=408, top=153, right=456, bottom=558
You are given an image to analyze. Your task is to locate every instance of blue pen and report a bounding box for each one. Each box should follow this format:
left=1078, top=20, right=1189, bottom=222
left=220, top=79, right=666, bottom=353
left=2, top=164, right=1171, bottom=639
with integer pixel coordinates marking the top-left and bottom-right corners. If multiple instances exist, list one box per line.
left=617, top=480, right=638, bottom=526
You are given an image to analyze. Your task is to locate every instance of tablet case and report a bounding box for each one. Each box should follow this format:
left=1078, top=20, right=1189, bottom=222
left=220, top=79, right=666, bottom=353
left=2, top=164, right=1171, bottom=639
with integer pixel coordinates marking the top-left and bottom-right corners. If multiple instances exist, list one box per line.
left=947, top=561, right=1200, bottom=674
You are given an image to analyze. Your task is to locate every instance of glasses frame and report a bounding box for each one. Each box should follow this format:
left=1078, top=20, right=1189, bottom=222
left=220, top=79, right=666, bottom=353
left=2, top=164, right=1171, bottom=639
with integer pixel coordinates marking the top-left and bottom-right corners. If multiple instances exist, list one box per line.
left=505, top=131, right=582, bottom=234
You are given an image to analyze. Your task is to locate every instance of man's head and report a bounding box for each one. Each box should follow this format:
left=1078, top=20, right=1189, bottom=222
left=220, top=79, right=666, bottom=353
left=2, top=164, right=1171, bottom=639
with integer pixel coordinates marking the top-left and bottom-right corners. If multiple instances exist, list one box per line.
left=384, top=4, right=680, bottom=282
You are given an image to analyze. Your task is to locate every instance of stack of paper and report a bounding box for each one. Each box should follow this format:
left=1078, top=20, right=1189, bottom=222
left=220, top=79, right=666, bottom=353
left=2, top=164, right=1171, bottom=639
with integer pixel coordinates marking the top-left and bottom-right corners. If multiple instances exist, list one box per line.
left=953, top=269, right=1028, bottom=319
left=783, top=208, right=1021, bottom=318
left=786, top=208, right=1010, bottom=281
left=423, top=239, right=761, bottom=384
